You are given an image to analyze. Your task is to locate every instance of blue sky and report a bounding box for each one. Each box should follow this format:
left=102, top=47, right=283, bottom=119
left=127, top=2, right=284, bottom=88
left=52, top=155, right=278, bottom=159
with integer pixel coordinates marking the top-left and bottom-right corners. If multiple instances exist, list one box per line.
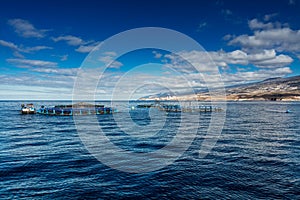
left=0, top=0, right=300, bottom=99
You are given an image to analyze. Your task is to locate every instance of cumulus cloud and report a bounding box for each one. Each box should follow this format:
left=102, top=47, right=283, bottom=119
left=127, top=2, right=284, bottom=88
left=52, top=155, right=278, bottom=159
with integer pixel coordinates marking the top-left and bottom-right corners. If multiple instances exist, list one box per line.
left=248, top=19, right=274, bottom=30
left=0, top=72, right=77, bottom=96
left=0, top=61, right=79, bottom=99
left=8, top=19, right=48, bottom=38
left=222, top=67, right=292, bottom=85
left=0, top=39, right=52, bottom=55
left=75, top=42, right=101, bottom=53
left=98, top=52, right=123, bottom=69
left=2, top=57, right=78, bottom=98
left=223, top=34, right=234, bottom=41
left=153, top=51, right=162, bottom=59
left=13, top=51, right=25, bottom=58
left=165, top=49, right=292, bottom=70
left=25, top=46, right=53, bottom=52
left=30, top=67, right=78, bottom=76
left=215, top=49, right=292, bottom=69
left=248, top=19, right=288, bottom=31
left=247, top=49, right=276, bottom=61
left=52, top=34, right=101, bottom=53
left=0, top=83, right=74, bottom=100
left=159, top=48, right=293, bottom=88
left=52, top=35, right=84, bottom=46
left=7, top=58, right=57, bottom=68
left=94, top=69, right=204, bottom=99
left=229, top=19, right=300, bottom=53
left=0, top=40, right=19, bottom=50
left=252, top=54, right=293, bottom=68
left=219, top=49, right=293, bottom=69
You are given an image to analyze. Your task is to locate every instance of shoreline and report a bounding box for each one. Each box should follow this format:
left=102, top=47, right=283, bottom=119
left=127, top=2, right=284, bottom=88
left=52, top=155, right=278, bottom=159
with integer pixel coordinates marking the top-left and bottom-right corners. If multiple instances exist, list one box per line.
left=139, top=95, right=300, bottom=102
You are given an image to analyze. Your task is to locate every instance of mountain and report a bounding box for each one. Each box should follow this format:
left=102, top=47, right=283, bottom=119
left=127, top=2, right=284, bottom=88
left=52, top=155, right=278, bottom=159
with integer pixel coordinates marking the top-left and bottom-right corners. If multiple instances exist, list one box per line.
left=225, top=75, right=300, bottom=101
left=140, top=75, right=300, bottom=101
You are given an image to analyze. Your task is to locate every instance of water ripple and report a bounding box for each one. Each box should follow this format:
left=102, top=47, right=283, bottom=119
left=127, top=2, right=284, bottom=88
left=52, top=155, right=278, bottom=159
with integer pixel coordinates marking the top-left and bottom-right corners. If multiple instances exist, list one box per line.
left=0, top=101, right=299, bottom=199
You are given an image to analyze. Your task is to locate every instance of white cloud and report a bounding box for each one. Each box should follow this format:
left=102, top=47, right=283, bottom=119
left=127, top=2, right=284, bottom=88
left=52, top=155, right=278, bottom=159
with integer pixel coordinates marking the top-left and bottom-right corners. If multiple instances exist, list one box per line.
left=103, top=51, right=117, bottom=57
left=248, top=19, right=288, bottom=31
left=52, top=34, right=101, bottom=53
left=0, top=39, right=52, bottom=55
left=94, top=47, right=293, bottom=96
left=7, top=58, right=57, bottom=68
left=222, top=67, right=292, bottom=85
left=52, top=35, right=84, bottom=46
left=248, top=19, right=274, bottom=30
left=176, top=50, right=293, bottom=87
left=247, top=49, right=276, bottom=61
left=0, top=62, right=80, bottom=100
left=217, top=49, right=293, bottom=69
left=229, top=19, right=300, bottom=53
left=152, top=51, right=162, bottom=59
left=165, top=51, right=221, bottom=74
left=0, top=40, right=18, bottom=50
left=73, top=64, right=208, bottom=99
left=31, top=67, right=78, bottom=76
left=3, top=54, right=291, bottom=100
left=13, top=51, right=25, bottom=58
left=51, top=54, right=69, bottom=61
left=95, top=70, right=203, bottom=99
left=157, top=48, right=293, bottom=90
left=8, top=19, right=48, bottom=38
left=226, top=50, right=248, bottom=63
left=223, top=34, right=234, bottom=41
left=98, top=52, right=123, bottom=69
left=166, top=49, right=292, bottom=70
left=0, top=84, right=74, bottom=100
left=75, top=42, right=100, bottom=53
left=25, top=46, right=52, bottom=52
left=251, top=54, right=293, bottom=68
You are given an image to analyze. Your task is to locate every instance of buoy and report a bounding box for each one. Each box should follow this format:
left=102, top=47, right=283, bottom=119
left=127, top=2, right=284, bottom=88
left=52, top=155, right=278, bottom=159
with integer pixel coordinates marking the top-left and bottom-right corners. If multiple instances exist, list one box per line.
left=286, top=109, right=291, bottom=113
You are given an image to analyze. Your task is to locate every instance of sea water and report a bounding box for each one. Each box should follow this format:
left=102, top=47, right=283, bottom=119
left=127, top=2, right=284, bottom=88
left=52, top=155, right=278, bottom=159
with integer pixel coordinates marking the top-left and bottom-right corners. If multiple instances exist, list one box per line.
left=0, top=101, right=299, bottom=199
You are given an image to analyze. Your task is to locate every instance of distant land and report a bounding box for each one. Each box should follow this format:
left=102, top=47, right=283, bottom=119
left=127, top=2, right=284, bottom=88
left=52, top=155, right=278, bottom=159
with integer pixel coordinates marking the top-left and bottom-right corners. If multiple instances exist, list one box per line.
left=140, top=75, right=300, bottom=101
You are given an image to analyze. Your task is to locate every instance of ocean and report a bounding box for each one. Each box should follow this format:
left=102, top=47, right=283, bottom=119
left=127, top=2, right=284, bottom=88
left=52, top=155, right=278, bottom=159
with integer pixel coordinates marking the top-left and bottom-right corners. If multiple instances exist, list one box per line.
left=0, top=101, right=299, bottom=199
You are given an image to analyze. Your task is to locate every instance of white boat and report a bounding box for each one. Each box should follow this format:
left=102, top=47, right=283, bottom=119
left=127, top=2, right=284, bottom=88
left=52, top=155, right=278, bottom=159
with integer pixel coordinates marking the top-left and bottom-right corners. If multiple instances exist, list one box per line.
left=21, top=104, right=36, bottom=114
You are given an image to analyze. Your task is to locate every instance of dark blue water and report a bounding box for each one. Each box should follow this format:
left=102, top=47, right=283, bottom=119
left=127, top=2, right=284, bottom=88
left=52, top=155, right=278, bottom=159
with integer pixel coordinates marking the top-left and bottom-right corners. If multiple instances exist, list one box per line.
left=0, top=101, right=299, bottom=199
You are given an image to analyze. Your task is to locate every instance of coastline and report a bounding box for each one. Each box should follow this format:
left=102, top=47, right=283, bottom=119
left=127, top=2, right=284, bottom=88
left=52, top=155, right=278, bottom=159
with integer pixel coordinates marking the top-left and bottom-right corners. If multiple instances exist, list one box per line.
left=139, top=93, right=300, bottom=102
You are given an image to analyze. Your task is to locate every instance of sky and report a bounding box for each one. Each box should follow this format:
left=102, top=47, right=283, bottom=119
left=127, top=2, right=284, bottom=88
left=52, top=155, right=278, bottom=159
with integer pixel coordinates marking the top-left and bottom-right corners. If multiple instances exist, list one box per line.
left=0, top=0, right=300, bottom=100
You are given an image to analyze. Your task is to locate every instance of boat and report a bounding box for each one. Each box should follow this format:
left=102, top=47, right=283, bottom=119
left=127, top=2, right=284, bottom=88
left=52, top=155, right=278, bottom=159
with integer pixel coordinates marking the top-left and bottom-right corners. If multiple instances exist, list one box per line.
left=158, top=104, right=223, bottom=113
left=159, top=104, right=181, bottom=112
left=21, top=103, right=36, bottom=114
left=136, top=104, right=153, bottom=108
left=37, top=103, right=117, bottom=116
